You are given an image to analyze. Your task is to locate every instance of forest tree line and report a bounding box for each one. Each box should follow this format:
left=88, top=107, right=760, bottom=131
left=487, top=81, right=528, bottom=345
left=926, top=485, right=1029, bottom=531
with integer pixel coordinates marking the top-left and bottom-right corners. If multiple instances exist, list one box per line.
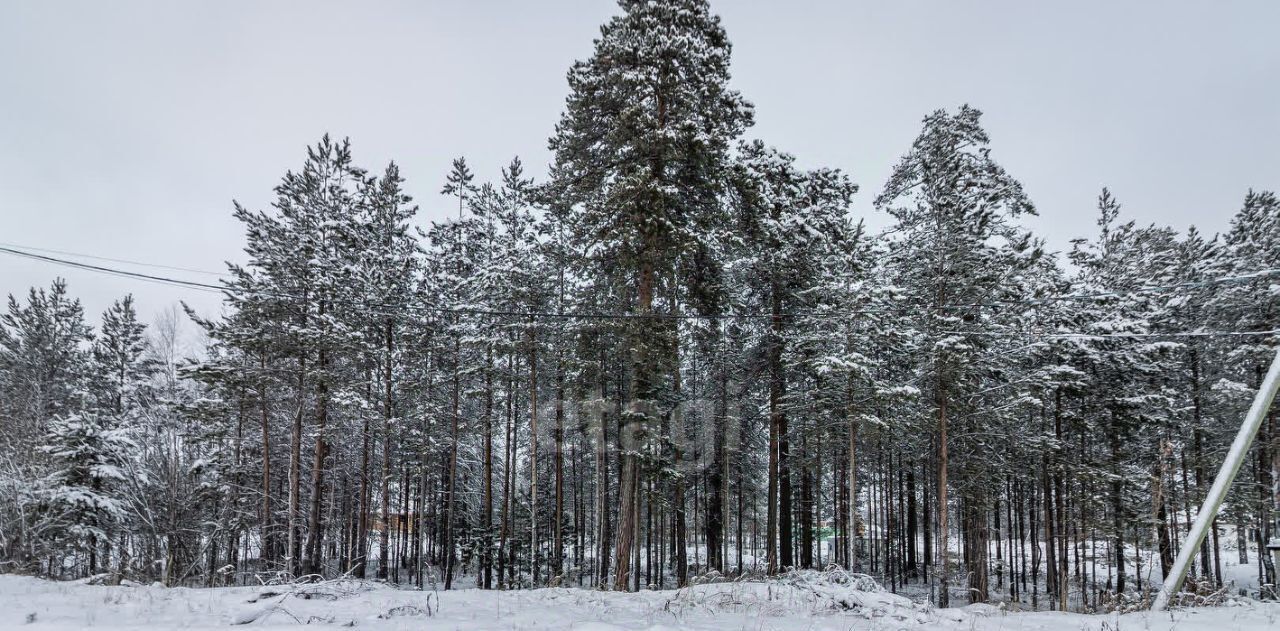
left=2, top=0, right=1278, bottom=612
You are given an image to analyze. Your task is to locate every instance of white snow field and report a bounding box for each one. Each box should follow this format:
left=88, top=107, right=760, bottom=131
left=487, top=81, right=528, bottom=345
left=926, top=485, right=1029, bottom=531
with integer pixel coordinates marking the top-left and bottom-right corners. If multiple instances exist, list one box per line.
left=2, top=573, right=1278, bottom=631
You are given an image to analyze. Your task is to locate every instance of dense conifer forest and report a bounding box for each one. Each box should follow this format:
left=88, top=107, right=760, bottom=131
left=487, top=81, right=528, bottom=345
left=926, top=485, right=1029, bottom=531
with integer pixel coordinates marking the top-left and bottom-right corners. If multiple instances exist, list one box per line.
left=2, top=0, right=1278, bottom=613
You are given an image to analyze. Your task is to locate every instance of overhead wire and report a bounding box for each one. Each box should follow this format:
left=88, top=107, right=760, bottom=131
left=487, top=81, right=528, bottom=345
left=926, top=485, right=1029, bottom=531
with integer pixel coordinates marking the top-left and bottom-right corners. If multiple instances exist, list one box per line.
left=3, top=243, right=1278, bottom=338
left=0, top=241, right=226, bottom=277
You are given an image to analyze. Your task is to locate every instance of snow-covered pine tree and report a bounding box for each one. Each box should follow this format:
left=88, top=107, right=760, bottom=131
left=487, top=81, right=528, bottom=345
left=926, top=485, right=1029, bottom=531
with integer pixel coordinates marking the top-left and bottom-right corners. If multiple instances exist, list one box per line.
left=1068, top=188, right=1185, bottom=598
left=86, top=295, right=155, bottom=578
left=1209, top=190, right=1280, bottom=585
left=1160, top=225, right=1228, bottom=587
left=796, top=222, right=914, bottom=574
left=731, top=139, right=857, bottom=572
left=0, top=279, right=93, bottom=456
left=356, top=161, right=419, bottom=581
left=432, top=156, right=481, bottom=589
left=546, top=0, right=753, bottom=590
left=219, top=135, right=367, bottom=577
left=876, top=105, right=1040, bottom=605
left=39, top=404, right=134, bottom=577
left=0, top=279, right=94, bottom=573
left=92, top=295, right=153, bottom=418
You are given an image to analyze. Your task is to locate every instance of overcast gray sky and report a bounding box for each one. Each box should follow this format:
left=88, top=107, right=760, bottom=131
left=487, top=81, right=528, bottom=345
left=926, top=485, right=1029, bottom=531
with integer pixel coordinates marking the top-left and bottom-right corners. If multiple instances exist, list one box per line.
left=2, top=0, right=1277, bottom=325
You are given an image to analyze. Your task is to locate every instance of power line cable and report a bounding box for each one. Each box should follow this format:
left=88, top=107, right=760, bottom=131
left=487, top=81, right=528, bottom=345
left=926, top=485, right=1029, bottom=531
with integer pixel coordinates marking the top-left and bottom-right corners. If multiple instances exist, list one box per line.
left=10, top=239, right=1280, bottom=310
left=0, top=242, right=226, bottom=277
left=4, top=244, right=1278, bottom=336
left=0, top=245, right=882, bottom=320
left=2, top=247, right=229, bottom=294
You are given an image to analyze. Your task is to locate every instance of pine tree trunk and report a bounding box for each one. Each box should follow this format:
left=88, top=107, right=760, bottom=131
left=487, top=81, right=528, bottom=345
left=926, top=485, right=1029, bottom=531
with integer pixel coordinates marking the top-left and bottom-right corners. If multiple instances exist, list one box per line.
left=775, top=292, right=793, bottom=571
left=499, top=350, right=514, bottom=588
left=228, top=396, right=244, bottom=584
left=936, top=380, right=950, bottom=607
left=259, top=354, right=274, bottom=565
left=613, top=260, right=654, bottom=591
left=1053, top=390, right=1067, bottom=610
left=614, top=445, right=639, bottom=591
left=553, top=353, right=565, bottom=581
left=705, top=344, right=727, bottom=574
left=483, top=344, right=494, bottom=589
left=907, top=466, right=918, bottom=579
left=416, top=358, right=432, bottom=589
left=377, top=321, right=396, bottom=581
left=767, top=385, right=779, bottom=575
left=923, top=451, right=931, bottom=582
left=356, top=376, right=372, bottom=578
left=1043, top=453, right=1057, bottom=609
left=768, top=285, right=789, bottom=573
left=288, top=352, right=305, bottom=578
left=528, top=321, right=540, bottom=586
left=443, top=335, right=461, bottom=589
left=737, top=443, right=745, bottom=574
left=594, top=379, right=611, bottom=588
left=1154, top=439, right=1174, bottom=581
left=671, top=352, right=688, bottom=587
left=848, top=397, right=858, bottom=572
left=800, top=432, right=814, bottom=569
left=303, top=338, right=329, bottom=576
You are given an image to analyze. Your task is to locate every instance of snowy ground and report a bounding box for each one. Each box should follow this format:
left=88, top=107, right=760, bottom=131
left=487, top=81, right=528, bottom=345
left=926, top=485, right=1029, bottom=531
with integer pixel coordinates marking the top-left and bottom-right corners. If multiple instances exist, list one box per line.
left=3, top=573, right=1279, bottom=631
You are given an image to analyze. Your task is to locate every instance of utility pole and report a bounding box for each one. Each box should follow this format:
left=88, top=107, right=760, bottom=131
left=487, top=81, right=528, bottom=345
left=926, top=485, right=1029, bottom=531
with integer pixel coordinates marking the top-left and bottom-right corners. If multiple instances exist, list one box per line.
left=1152, top=345, right=1280, bottom=611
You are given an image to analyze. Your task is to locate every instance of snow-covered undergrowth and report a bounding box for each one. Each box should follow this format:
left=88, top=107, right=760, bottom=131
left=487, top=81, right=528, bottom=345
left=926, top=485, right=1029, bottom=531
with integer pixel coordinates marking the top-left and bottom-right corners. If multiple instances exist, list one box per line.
left=2, top=572, right=1278, bottom=631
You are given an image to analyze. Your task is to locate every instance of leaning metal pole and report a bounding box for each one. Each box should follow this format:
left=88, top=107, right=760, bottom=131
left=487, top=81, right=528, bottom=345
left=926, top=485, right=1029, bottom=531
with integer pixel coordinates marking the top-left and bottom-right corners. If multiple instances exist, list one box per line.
left=1152, top=344, right=1280, bottom=611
